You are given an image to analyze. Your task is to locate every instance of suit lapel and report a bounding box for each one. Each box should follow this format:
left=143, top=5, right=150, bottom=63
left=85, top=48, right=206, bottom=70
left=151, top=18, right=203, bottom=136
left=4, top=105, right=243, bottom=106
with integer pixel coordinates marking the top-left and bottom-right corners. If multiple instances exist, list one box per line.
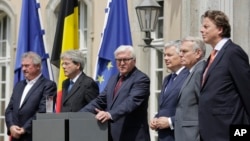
left=203, top=40, right=231, bottom=87
left=19, top=76, right=44, bottom=109
left=110, top=68, right=138, bottom=108
left=17, top=81, right=27, bottom=108
left=178, top=71, right=193, bottom=99
left=159, top=76, right=170, bottom=105
left=109, top=74, right=121, bottom=108
left=63, top=74, right=84, bottom=103
left=160, top=68, right=189, bottom=106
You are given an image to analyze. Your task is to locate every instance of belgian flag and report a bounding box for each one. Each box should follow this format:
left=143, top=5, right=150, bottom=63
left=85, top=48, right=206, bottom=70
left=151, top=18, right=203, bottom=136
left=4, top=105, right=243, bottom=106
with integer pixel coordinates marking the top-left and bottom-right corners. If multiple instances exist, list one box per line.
left=51, top=0, right=79, bottom=113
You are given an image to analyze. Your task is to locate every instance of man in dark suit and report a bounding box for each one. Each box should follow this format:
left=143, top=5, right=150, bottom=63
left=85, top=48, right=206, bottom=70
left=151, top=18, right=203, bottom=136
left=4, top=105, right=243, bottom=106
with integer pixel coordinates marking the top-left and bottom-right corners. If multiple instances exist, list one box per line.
left=199, top=10, right=250, bottom=141
left=59, top=50, right=99, bottom=112
left=150, top=40, right=189, bottom=141
left=175, top=36, right=206, bottom=141
left=80, top=45, right=150, bottom=141
left=5, top=52, right=57, bottom=141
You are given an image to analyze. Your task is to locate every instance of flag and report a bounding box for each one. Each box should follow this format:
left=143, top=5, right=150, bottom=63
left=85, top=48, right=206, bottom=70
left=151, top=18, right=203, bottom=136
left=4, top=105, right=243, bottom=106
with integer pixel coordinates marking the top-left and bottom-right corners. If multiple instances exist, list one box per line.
left=95, top=0, right=133, bottom=93
left=14, top=0, right=52, bottom=84
left=51, top=0, right=79, bottom=113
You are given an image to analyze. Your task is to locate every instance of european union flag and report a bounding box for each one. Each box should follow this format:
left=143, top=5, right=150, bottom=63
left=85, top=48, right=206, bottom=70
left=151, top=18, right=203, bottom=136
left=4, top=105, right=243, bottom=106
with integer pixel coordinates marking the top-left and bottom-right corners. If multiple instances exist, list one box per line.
left=14, top=0, right=52, bottom=84
left=96, top=0, right=132, bottom=92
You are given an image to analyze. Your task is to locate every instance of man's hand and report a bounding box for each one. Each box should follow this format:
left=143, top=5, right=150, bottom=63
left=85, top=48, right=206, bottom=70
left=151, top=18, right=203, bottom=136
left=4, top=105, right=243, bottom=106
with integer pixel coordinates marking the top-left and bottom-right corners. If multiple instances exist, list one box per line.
left=19, top=127, right=25, bottom=135
left=156, top=117, right=170, bottom=129
left=149, top=118, right=158, bottom=130
left=10, top=125, right=22, bottom=139
left=95, top=108, right=111, bottom=123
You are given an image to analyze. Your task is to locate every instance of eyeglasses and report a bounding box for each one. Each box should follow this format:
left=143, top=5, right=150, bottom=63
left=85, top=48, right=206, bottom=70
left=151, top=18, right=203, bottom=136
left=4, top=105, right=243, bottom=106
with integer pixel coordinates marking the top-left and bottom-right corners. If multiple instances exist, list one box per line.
left=115, top=58, right=134, bottom=63
left=61, top=62, right=73, bottom=66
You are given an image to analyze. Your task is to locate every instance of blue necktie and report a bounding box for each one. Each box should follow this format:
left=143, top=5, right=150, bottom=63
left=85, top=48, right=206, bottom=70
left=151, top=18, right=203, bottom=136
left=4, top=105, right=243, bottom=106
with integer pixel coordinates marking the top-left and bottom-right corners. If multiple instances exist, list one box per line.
left=164, top=73, right=177, bottom=93
left=68, top=80, right=74, bottom=93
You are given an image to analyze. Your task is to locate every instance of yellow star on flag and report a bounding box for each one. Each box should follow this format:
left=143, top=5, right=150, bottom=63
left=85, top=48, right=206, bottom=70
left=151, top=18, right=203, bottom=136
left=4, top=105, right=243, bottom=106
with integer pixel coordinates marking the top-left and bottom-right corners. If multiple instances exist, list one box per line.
left=97, top=75, right=105, bottom=84
left=107, top=61, right=113, bottom=70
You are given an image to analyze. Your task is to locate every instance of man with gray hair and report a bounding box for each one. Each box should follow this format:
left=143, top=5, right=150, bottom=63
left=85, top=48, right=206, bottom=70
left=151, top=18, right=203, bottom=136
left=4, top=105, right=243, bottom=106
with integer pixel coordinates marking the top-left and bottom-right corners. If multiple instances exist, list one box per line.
left=80, top=45, right=151, bottom=141
left=174, top=36, right=206, bottom=141
left=150, top=40, right=189, bottom=141
left=5, top=52, right=57, bottom=141
left=59, top=50, right=99, bottom=112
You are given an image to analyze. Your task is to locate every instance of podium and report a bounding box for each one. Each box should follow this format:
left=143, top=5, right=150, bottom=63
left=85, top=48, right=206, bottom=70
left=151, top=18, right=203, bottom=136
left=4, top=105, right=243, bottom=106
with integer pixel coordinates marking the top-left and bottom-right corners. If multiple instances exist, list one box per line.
left=33, top=112, right=108, bottom=141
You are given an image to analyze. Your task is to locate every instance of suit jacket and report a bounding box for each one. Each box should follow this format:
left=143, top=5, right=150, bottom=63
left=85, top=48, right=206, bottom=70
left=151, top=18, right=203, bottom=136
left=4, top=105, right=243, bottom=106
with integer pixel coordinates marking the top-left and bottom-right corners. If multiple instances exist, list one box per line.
left=81, top=67, right=150, bottom=141
left=156, top=67, right=189, bottom=141
left=175, top=60, right=206, bottom=141
left=199, top=39, right=250, bottom=141
left=5, top=75, right=57, bottom=141
left=61, top=73, right=99, bottom=112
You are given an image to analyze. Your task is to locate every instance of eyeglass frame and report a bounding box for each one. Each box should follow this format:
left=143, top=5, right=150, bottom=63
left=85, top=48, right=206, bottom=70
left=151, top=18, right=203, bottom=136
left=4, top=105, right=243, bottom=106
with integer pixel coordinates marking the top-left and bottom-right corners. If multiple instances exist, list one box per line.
left=115, top=58, right=134, bottom=63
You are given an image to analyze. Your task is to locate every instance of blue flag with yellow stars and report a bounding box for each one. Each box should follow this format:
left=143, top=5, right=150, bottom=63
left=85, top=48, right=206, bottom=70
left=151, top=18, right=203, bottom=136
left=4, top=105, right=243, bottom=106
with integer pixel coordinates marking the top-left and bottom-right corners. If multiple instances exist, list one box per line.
left=15, top=0, right=52, bottom=84
left=96, top=0, right=132, bottom=93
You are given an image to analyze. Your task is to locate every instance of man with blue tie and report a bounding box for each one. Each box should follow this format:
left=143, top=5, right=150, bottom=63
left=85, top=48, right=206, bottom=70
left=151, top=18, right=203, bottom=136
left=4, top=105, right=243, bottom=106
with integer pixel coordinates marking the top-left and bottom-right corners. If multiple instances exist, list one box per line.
left=59, top=50, right=99, bottom=112
left=150, top=40, right=189, bottom=141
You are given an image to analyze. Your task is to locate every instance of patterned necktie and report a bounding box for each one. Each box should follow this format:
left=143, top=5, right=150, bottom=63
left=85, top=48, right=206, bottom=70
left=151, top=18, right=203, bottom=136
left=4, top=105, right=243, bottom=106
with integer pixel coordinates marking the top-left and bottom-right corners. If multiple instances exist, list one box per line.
left=68, top=80, right=74, bottom=93
left=113, top=75, right=124, bottom=98
left=164, top=73, right=177, bottom=93
left=202, top=49, right=217, bottom=85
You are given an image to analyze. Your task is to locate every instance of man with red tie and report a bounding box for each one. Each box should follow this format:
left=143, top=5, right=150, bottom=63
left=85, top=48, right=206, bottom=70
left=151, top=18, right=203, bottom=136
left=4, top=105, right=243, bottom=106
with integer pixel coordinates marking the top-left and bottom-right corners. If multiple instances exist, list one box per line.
left=80, top=45, right=151, bottom=141
left=199, top=10, right=250, bottom=141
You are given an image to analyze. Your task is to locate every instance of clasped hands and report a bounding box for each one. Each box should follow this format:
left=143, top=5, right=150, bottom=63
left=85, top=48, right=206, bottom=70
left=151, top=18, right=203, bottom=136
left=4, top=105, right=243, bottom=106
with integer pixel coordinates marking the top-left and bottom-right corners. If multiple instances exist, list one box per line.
left=10, top=125, right=25, bottom=139
left=95, top=108, right=111, bottom=123
left=150, top=117, right=170, bottom=130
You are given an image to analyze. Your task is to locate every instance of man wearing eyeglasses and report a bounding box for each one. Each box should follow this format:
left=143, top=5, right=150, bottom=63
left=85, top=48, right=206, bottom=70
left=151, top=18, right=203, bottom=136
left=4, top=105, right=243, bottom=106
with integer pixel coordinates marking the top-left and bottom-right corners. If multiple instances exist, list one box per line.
left=80, top=45, right=150, bottom=141
left=59, top=50, right=99, bottom=112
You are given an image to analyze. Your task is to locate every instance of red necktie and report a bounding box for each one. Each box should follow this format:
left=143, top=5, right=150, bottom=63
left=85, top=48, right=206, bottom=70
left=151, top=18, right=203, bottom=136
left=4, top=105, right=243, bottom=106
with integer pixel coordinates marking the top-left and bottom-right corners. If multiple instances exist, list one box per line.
left=113, top=76, right=124, bottom=98
left=202, top=49, right=217, bottom=85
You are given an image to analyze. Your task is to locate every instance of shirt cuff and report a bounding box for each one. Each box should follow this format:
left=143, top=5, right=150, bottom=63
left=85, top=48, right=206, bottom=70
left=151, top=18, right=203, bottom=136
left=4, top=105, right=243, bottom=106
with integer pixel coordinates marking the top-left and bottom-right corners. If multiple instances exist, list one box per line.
left=107, top=112, right=112, bottom=120
left=168, top=117, right=174, bottom=130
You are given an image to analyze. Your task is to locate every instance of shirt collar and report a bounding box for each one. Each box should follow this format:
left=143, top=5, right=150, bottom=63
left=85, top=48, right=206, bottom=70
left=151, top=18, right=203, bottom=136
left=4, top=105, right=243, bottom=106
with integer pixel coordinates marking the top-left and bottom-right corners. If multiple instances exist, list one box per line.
left=174, top=66, right=185, bottom=75
left=71, top=72, right=82, bottom=83
left=189, top=59, right=205, bottom=73
left=26, top=73, right=42, bottom=84
left=214, top=38, right=229, bottom=51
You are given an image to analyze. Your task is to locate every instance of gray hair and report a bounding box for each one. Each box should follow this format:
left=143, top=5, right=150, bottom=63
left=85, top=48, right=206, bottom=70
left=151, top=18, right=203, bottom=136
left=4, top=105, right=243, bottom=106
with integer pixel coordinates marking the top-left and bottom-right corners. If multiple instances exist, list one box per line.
left=61, top=50, right=85, bottom=70
left=182, top=36, right=206, bottom=58
left=22, top=52, right=42, bottom=70
left=114, top=45, right=136, bottom=59
left=164, top=40, right=182, bottom=54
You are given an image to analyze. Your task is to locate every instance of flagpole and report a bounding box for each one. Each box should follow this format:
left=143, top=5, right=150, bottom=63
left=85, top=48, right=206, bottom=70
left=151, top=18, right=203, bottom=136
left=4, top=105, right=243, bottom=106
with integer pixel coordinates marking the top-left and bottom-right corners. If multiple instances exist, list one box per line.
left=93, top=0, right=112, bottom=79
left=36, top=0, right=54, bottom=81
left=94, top=0, right=132, bottom=92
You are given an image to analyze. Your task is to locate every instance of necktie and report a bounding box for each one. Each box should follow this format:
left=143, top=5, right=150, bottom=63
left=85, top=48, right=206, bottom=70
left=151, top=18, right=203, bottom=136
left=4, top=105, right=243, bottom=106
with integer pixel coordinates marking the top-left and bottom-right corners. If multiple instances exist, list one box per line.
left=164, top=73, right=177, bottom=93
left=202, top=49, right=217, bottom=85
left=68, top=80, right=74, bottom=93
left=113, top=75, right=124, bottom=98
